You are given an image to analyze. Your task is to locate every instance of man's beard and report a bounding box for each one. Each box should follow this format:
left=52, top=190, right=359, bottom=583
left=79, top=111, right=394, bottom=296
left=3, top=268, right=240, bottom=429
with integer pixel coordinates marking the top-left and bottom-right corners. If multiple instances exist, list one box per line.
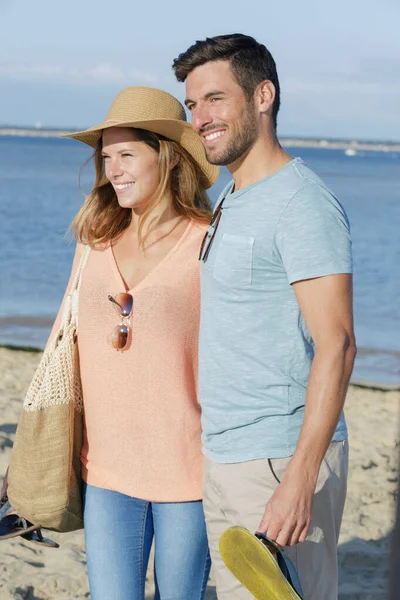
left=205, top=104, right=258, bottom=166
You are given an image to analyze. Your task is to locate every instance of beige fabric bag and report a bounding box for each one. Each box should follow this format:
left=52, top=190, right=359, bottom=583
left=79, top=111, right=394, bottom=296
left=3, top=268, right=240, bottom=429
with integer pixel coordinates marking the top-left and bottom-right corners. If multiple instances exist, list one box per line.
left=8, top=247, right=91, bottom=532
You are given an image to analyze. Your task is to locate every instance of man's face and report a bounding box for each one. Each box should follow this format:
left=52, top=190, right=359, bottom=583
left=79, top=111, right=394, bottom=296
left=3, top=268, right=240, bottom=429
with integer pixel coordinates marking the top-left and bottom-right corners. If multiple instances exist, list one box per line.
left=185, top=60, right=259, bottom=166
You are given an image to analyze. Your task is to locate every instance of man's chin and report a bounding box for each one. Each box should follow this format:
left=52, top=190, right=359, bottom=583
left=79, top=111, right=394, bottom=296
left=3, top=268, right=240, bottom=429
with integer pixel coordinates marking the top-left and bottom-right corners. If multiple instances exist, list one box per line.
left=205, top=149, right=227, bottom=166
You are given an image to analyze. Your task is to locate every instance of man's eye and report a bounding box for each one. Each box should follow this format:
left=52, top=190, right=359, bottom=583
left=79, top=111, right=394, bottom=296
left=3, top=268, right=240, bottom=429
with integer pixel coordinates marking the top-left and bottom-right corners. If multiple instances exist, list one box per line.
left=210, top=97, right=221, bottom=102
left=122, top=153, right=133, bottom=158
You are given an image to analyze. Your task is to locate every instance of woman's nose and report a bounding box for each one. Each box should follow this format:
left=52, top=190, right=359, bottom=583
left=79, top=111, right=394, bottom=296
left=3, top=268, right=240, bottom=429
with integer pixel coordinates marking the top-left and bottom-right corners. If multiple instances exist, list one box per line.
left=107, top=158, right=123, bottom=179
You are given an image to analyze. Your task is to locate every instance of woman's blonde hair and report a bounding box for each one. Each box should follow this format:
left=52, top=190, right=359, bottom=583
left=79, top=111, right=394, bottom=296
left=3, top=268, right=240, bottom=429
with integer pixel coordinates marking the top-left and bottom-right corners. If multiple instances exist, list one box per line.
left=71, top=128, right=212, bottom=248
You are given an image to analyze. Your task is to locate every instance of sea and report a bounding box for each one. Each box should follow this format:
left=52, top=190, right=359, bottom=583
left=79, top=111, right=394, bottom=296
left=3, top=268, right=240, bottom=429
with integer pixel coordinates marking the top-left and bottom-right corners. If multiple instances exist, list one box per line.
left=0, top=136, right=399, bottom=385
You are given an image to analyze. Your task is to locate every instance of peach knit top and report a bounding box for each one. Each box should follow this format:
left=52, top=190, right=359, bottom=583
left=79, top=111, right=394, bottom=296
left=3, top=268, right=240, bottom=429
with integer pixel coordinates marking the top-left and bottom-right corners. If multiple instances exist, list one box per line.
left=75, top=220, right=206, bottom=502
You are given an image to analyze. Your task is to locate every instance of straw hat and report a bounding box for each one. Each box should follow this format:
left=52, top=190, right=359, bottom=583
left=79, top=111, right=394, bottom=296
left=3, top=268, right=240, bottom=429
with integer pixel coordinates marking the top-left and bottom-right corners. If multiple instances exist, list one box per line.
left=63, top=86, right=219, bottom=189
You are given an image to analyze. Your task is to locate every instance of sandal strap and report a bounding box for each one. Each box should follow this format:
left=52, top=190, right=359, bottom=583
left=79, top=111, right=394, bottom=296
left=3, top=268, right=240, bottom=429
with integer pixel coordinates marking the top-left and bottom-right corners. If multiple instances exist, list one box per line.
left=256, top=533, right=304, bottom=599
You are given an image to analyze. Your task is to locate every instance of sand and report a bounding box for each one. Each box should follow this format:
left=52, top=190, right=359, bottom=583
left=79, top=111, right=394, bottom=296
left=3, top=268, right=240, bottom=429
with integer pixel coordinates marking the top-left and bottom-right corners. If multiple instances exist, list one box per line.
left=0, top=347, right=398, bottom=599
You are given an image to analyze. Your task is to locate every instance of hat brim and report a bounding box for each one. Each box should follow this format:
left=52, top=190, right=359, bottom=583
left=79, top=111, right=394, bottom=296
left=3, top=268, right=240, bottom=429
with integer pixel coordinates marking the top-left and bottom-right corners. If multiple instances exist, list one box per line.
left=62, top=118, right=218, bottom=189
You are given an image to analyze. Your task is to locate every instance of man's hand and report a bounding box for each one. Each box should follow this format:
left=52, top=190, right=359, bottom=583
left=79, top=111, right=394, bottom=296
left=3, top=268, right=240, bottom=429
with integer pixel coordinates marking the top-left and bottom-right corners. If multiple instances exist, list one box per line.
left=256, top=465, right=317, bottom=547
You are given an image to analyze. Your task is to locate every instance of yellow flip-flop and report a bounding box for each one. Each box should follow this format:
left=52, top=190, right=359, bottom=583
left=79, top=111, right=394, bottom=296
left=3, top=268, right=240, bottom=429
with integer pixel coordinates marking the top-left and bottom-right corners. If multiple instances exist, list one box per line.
left=219, top=526, right=304, bottom=600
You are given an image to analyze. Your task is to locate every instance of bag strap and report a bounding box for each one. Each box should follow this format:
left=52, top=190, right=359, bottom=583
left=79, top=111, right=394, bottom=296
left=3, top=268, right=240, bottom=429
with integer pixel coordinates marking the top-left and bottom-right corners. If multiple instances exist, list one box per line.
left=61, top=246, right=91, bottom=329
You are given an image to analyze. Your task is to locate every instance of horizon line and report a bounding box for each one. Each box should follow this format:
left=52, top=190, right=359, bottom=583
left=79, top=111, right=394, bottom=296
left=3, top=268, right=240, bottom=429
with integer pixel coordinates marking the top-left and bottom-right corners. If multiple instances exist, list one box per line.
left=0, top=125, right=400, bottom=147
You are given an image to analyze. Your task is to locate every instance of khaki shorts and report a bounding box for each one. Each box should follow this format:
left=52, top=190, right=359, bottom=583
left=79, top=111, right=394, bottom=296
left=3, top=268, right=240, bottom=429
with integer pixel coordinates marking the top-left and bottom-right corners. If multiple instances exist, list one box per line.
left=203, top=440, right=348, bottom=600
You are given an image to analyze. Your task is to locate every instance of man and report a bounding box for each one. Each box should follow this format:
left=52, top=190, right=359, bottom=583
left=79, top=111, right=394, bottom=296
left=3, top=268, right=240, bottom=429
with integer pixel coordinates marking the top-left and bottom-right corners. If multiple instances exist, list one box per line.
left=173, top=34, right=356, bottom=599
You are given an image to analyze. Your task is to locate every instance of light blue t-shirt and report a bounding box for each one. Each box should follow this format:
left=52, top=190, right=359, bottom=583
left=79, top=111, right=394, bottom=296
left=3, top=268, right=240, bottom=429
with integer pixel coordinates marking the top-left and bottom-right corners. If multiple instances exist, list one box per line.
left=199, top=158, right=352, bottom=463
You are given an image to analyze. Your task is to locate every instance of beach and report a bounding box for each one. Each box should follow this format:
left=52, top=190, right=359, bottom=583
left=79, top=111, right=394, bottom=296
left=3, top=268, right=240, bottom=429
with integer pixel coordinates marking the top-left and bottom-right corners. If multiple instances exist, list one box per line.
left=0, top=347, right=398, bottom=599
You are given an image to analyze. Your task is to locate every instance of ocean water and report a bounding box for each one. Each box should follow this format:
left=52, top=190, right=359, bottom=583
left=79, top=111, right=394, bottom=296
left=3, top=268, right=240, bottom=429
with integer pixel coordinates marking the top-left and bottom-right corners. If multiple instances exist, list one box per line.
left=0, top=136, right=399, bottom=384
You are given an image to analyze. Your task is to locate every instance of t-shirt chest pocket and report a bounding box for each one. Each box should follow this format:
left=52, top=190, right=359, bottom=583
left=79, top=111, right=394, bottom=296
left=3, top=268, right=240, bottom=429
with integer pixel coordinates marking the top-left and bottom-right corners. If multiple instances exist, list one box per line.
left=213, top=233, right=255, bottom=287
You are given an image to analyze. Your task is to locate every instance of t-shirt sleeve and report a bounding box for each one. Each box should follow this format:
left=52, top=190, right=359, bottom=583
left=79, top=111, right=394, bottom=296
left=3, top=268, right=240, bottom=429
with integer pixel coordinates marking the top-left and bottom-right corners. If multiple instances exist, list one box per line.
left=274, top=183, right=353, bottom=284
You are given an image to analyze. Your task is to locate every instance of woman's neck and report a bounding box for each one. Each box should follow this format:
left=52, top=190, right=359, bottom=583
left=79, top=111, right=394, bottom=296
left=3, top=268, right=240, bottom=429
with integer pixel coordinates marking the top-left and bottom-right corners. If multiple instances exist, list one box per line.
left=126, top=196, right=186, bottom=249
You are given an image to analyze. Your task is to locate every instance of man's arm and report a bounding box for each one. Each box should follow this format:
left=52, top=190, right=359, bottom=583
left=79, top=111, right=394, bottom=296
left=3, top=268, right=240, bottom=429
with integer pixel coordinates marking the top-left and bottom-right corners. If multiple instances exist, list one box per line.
left=257, top=272, right=356, bottom=546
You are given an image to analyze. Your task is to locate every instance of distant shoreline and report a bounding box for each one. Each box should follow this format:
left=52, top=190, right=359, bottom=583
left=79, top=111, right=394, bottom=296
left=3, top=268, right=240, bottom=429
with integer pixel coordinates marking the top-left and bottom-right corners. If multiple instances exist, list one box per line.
left=1, top=127, right=400, bottom=153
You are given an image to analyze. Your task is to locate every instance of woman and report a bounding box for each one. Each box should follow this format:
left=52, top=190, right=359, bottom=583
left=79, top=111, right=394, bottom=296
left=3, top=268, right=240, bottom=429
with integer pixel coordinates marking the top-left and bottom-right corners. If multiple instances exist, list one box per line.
left=40, top=87, right=217, bottom=599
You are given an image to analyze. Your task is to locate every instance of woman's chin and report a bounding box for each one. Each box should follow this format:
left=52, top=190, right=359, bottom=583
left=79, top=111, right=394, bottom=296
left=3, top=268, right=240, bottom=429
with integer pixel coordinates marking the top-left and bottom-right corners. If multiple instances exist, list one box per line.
left=116, top=189, right=156, bottom=210
left=116, top=196, right=136, bottom=209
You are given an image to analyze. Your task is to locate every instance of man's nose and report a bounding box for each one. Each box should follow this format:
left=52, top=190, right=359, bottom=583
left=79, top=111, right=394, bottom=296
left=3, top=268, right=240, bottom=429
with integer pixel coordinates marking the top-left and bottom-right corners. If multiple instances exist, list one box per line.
left=191, top=106, right=213, bottom=134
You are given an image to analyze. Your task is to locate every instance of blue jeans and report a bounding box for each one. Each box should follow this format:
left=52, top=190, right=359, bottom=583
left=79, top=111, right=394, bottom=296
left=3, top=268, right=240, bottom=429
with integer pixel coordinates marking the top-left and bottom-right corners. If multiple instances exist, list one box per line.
left=83, top=483, right=211, bottom=600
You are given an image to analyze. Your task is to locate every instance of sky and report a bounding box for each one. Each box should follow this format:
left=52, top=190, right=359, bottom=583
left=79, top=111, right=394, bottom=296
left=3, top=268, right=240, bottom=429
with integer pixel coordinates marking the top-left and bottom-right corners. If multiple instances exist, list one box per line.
left=1, top=0, right=399, bottom=141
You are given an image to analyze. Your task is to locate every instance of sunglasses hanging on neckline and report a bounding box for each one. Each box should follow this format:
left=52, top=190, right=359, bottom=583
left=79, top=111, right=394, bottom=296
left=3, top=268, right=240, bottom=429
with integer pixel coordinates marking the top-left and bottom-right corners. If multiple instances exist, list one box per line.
left=107, top=292, right=133, bottom=351
left=198, top=197, right=226, bottom=262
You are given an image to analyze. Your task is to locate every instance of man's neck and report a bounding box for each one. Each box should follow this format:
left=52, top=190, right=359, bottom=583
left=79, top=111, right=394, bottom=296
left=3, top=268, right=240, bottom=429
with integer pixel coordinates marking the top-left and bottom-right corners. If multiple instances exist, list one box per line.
left=228, top=135, right=293, bottom=192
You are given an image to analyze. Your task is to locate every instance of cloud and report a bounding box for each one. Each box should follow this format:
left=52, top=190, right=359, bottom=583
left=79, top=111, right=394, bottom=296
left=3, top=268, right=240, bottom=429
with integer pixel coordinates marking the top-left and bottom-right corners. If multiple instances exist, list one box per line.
left=357, top=57, right=400, bottom=85
left=284, top=55, right=400, bottom=97
left=283, top=76, right=400, bottom=96
left=87, top=63, right=157, bottom=85
left=0, top=61, right=158, bottom=85
left=279, top=67, right=400, bottom=140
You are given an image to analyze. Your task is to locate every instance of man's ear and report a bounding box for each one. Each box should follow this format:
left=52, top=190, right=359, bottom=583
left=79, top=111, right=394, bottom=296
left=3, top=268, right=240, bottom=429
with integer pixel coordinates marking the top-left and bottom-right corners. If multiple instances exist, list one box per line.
left=255, top=80, right=275, bottom=115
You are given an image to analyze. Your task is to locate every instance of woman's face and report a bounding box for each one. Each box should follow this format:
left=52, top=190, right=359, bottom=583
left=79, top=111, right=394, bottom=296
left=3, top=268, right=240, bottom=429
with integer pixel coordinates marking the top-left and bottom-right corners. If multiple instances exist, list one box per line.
left=102, top=127, right=160, bottom=211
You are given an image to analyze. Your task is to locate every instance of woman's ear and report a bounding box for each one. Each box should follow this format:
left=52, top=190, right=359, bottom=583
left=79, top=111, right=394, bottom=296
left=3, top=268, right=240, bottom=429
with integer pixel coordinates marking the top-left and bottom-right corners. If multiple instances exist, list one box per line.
left=170, top=151, right=180, bottom=170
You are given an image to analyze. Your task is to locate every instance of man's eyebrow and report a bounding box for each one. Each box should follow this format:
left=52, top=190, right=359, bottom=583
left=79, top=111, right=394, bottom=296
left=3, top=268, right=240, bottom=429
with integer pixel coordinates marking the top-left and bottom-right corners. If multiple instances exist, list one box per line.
left=185, top=90, right=226, bottom=107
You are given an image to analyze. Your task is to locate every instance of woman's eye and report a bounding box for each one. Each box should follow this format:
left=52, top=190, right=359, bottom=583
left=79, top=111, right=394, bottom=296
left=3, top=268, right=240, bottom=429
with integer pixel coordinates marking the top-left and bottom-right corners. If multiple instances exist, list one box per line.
left=122, top=153, right=133, bottom=158
left=102, top=155, right=110, bottom=161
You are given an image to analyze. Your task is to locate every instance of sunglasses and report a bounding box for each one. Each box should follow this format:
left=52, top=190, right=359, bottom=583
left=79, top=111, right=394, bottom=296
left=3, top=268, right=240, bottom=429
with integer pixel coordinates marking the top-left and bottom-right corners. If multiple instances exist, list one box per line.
left=198, top=197, right=225, bottom=262
left=107, top=292, right=133, bottom=351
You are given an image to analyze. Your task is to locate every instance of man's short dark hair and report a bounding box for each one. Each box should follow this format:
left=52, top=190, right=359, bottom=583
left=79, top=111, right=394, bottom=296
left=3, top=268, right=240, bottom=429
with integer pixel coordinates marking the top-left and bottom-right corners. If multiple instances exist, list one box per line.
left=172, top=33, right=281, bottom=128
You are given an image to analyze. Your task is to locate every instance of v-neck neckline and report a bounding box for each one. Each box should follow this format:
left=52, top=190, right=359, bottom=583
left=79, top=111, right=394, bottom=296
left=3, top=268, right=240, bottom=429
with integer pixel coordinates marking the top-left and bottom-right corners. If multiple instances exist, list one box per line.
left=109, top=219, right=194, bottom=293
